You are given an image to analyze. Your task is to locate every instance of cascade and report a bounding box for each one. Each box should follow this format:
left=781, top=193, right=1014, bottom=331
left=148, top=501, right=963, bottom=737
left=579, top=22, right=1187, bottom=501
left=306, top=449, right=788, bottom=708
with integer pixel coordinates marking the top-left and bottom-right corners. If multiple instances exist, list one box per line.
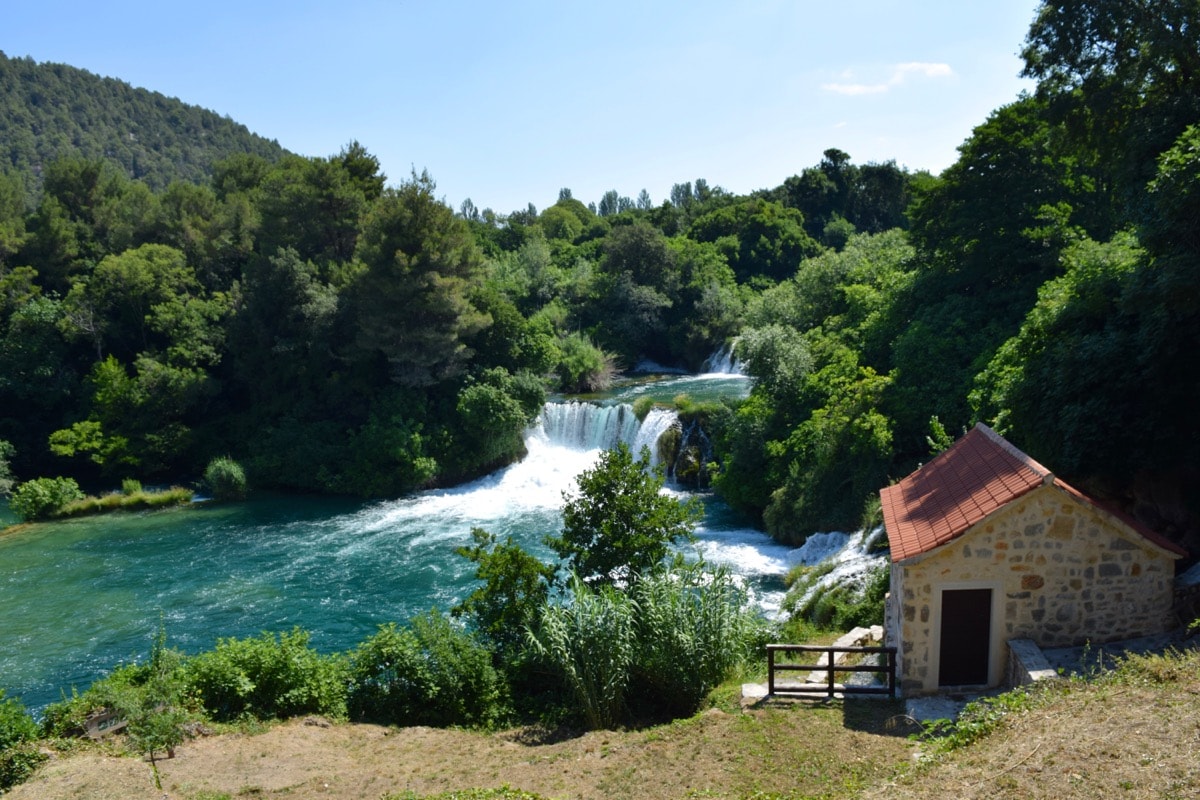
left=535, top=401, right=679, bottom=465
left=792, top=527, right=888, bottom=606
left=702, top=341, right=744, bottom=375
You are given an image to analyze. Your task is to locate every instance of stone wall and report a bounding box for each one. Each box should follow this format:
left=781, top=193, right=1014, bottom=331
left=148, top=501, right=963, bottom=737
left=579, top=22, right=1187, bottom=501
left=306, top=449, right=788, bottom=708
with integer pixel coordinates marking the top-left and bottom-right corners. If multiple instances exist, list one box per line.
left=1006, top=638, right=1059, bottom=687
left=891, top=484, right=1178, bottom=695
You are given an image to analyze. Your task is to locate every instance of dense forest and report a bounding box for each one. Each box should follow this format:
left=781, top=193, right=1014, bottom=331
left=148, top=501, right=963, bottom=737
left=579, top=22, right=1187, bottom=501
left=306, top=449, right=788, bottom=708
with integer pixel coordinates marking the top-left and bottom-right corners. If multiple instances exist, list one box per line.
left=0, top=1, right=1197, bottom=556
left=0, top=50, right=287, bottom=197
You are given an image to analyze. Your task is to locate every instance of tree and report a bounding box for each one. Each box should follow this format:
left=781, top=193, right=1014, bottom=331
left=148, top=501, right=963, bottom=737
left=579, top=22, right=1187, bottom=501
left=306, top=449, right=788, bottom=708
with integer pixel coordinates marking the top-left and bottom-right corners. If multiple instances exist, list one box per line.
left=255, top=154, right=369, bottom=267
left=1021, top=0, right=1200, bottom=202
left=598, top=189, right=621, bottom=217
left=453, top=527, right=556, bottom=654
left=0, top=172, right=27, bottom=269
left=0, top=439, right=13, bottom=496
left=350, top=171, right=490, bottom=387
left=546, top=442, right=701, bottom=586
left=688, top=197, right=820, bottom=282
left=335, top=140, right=386, bottom=201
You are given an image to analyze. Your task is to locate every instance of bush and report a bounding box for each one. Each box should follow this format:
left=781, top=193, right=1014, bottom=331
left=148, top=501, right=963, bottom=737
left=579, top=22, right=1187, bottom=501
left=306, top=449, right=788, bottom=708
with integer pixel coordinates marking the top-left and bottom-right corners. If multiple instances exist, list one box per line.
left=121, top=478, right=143, bottom=495
left=184, top=628, right=347, bottom=721
left=203, top=457, right=247, bottom=501
left=9, top=476, right=84, bottom=520
left=555, top=332, right=617, bottom=392
left=0, top=691, right=37, bottom=752
left=348, top=612, right=502, bottom=728
left=630, top=565, right=774, bottom=718
left=0, top=690, right=42, bottom=790
left=528, top=576, right=635, bottom=730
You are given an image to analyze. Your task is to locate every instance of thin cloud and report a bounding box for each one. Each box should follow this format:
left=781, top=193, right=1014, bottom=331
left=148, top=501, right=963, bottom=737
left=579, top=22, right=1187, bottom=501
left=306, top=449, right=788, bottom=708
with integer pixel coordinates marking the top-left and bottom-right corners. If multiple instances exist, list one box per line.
left=822, top=61, right=953, bottom=95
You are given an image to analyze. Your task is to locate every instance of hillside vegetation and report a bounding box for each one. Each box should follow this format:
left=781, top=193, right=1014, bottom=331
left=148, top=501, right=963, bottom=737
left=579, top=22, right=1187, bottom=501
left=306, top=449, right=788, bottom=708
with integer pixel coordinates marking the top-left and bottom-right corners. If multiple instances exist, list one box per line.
left=0, top=51, right=287, bottom=197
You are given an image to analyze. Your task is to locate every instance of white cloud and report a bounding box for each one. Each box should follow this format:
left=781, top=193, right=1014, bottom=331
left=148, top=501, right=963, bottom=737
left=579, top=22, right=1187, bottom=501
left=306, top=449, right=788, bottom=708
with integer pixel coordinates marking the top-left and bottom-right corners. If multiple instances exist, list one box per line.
left=894, top=62, right=954, bottom=80
left=822, top=62, right=954, bottom=95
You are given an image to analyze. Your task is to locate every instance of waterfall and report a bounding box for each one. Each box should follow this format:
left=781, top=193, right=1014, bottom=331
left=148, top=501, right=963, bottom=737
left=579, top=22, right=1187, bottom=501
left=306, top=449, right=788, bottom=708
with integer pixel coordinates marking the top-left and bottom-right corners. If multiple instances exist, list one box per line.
left=702, top=341, right=744, bottom=375
left=793, top=527, right=888, bottom=607
left=535, top=401, right=678, bottom=463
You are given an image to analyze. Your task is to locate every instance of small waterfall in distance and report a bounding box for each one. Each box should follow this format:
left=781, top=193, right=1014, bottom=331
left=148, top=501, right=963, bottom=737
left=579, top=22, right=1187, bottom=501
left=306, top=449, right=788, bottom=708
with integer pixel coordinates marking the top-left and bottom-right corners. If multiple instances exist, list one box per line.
left=702, top=341, right=744, bottom=375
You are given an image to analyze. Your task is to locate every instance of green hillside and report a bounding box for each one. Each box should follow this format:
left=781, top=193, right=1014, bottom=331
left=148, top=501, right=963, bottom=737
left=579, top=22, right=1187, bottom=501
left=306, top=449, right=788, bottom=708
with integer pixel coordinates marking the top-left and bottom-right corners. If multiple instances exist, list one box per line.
left=0, top=51, right=287, bottom=197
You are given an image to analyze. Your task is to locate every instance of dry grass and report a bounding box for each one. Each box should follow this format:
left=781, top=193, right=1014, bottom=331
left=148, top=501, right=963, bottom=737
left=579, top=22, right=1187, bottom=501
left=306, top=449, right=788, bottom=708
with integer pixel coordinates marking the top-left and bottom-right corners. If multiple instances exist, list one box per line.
left=7, top=646, right=1199, bottom=800
left=865, top=646, right=1200, bottom=800
left=5, top=700, right=915, bottom=800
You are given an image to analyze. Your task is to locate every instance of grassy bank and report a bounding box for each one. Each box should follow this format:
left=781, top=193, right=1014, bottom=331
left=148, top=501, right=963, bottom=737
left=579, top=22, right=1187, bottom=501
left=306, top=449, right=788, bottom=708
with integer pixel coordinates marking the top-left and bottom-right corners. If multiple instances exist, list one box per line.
left=55, top=486, right=194, bottom=518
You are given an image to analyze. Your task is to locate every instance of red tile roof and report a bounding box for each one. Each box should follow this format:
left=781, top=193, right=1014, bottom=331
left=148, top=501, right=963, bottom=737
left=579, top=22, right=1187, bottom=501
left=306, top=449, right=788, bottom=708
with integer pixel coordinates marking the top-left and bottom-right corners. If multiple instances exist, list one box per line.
left=881, top=424, right=1186, bottom=562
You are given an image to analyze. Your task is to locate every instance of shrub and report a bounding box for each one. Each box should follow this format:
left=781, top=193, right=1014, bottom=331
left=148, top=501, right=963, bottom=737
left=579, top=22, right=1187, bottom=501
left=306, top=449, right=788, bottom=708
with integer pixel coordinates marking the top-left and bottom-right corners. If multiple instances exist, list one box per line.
left=184, top=628, right=347, bottom=721
left=630, top=565, right=774, bottom=718
left=348, top=613, right=501, bottom=728
left=527, top=576, right=635, bottom=730
left=0, top=691, right=37, bottom=752
left=121, top=478, right=143, bottom=495
left=555, top=332, right=617, bottom=393
left=203, top=457, right=247, bottom=501
left=9, top=476, right=84, bottom=520
left=347, top=623, right=427, bottom=724
left=0, top=690, right=43, bottom=790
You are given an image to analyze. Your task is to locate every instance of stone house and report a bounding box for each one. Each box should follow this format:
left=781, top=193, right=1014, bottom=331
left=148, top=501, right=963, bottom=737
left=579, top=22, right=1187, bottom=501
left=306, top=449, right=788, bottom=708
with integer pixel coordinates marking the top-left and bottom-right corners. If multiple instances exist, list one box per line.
left=881, top=423, right=1185, bottom=696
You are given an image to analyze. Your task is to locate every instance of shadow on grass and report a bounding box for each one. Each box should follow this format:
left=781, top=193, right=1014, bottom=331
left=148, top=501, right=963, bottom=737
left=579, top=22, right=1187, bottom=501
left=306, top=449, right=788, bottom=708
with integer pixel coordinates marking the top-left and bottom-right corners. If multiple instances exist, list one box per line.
left=842, top=697, right=919, bottom=738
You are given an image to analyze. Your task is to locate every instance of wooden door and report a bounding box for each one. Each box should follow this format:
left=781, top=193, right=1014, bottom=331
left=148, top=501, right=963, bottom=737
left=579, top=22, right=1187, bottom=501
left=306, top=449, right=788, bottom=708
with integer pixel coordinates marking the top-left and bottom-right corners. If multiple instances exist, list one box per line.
left=938, top=588, right=992, bottom=686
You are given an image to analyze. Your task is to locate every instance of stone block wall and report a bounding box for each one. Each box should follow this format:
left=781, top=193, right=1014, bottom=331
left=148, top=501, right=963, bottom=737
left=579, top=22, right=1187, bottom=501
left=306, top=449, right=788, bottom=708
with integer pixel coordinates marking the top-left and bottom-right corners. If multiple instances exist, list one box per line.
left=1006, top=638, right=1059, bottom=687
left=890, top=484, right=1178, bottom=694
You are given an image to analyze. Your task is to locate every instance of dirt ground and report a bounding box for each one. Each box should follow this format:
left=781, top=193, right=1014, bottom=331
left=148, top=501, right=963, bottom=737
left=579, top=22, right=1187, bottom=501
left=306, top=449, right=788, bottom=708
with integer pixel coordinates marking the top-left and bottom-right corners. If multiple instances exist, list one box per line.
left=7, top=702, right=917, bottom=800
left=9, top=656, right=1200, bottom=800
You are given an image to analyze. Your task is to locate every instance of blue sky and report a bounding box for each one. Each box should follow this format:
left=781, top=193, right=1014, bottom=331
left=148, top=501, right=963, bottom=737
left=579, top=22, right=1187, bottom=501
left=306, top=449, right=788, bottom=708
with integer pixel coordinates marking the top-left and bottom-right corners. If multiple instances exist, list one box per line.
left=3, top=1, right=1040, bottom=215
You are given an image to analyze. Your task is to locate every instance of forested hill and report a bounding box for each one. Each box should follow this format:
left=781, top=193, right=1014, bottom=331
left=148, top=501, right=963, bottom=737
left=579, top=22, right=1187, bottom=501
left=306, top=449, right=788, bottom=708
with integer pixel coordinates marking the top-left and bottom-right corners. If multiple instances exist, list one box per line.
left=0, top=51, right=287, bottom=197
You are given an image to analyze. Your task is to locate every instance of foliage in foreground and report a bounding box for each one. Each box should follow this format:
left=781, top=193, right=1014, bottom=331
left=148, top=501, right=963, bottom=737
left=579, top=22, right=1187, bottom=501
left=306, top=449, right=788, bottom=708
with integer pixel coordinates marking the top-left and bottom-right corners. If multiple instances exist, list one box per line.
left=184, top=628, right=348, bottom=721
left=0, top=689, right=44, bottom=791
left=919, top=645, right=1200, bottom=756
left=528, top=565, right=774, bottom=728
left=348, top=612, right=502, bottom=729
left=384, top=789, right=551, bottom=800
left=546, top=442, right=702, bottom=587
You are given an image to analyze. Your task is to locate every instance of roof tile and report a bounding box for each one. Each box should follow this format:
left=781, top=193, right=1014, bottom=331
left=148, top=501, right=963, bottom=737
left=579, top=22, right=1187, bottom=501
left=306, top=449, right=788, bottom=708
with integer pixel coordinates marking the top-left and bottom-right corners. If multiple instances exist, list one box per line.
left=882, top=424, right=1186, bottom=562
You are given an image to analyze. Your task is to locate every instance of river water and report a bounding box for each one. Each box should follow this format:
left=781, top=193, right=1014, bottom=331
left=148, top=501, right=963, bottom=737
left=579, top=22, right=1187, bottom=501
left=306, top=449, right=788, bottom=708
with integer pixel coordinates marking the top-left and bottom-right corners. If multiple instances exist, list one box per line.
left=0, top=370, right=876, bottom=712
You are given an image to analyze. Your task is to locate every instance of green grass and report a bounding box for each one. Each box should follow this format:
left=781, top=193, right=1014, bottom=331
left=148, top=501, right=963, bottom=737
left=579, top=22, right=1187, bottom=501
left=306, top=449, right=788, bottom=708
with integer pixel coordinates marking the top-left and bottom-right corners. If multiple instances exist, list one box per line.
left=55, top=487, right=194, bottom=518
